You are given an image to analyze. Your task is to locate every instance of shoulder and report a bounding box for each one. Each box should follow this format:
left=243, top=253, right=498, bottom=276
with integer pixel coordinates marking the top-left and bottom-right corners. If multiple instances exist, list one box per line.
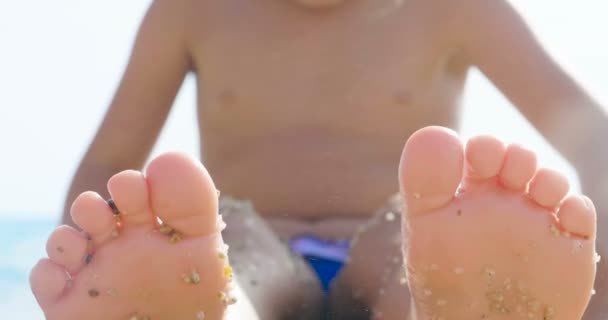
left=442, top=0, right=530, bottom=42
left=429, top=0, right=535, bottom=62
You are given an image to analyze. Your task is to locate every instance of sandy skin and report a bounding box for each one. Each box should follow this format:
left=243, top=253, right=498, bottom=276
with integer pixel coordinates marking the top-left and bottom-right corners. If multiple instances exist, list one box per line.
left=399, top=127, right=597, bottom=320
left=30, top=127, right=599, bottom=320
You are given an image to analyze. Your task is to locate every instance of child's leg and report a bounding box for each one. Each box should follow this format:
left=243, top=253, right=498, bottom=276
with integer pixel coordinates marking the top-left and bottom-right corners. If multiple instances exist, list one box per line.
left=332, top=127, right=600, bottom=320
left=219, top=197, right=324, bottom=320
left=330, top=195, right=408, bottom=320
left=29, top=152, right=323, bottom=320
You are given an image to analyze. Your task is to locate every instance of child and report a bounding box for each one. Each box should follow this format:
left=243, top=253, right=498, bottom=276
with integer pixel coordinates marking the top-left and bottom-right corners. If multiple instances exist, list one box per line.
left=30, top=0, right=607, bottom=319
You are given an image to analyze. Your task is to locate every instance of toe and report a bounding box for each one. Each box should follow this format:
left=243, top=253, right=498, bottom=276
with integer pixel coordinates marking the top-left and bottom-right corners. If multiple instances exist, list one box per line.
left=146, top=152, right=220, bottom=237
left=528, top=168, right=570, bottom=209
left=464, top=135, right=506, bottom=180
left=498, top=144, right=538, bottom=191
left=107, top=170, right=156, bottom=228
left=399, top=126, right=464, bottom=215
left=46, top=225, right=88, bottom=273
left=557, top=195, right=596, bottom=239
left=70, top=191, right=117, bottom=244
left=30, top=258, right=69, bottom=307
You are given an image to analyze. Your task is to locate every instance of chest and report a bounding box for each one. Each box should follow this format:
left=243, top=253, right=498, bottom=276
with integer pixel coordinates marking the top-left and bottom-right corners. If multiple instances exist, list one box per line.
left=191, top=0, right=467, bottom=139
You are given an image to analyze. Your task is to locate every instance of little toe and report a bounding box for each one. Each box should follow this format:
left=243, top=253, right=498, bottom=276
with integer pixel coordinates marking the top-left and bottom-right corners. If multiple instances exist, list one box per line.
left=107, top=170, right=155, bottom=228
left=464, top=135, right=506, bottom=181
left=46, top=225, right=88, bottom=273
left=399, top=126, right=464, bottom=215
left=70, top=191, right=117, bottom=244
left=529, top=168, right=570, bottom=209
left=30, top=258, right=70, bottom=307
left=499, top=144, right=538, bottom=191
left=557, top=195, right=597, bottom=240
left=145, top=152, right=219, bottom=237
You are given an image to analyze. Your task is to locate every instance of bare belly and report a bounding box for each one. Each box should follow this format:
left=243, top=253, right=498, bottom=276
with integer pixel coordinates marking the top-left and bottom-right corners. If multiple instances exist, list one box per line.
left=205, top=132, right=404, bottom=220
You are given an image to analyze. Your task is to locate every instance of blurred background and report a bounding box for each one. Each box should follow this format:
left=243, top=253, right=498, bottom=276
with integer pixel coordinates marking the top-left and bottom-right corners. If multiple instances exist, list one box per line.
left=0, top=0, right=606, bottom=318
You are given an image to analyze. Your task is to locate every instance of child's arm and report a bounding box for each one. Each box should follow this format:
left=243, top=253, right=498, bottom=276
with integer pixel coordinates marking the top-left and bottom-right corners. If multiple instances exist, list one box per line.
left=62, top=0, right=193, bottom=226
left=454, top=0, right=608, bottom=219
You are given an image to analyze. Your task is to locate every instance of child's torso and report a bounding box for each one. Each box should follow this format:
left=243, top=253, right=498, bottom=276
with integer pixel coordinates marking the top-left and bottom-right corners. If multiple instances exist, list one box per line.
left=186, top=0, right=469, bottom=234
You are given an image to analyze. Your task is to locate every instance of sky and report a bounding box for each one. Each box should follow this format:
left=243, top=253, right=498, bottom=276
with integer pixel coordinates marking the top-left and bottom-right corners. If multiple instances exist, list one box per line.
left=0, top=0, right=607, bottom=220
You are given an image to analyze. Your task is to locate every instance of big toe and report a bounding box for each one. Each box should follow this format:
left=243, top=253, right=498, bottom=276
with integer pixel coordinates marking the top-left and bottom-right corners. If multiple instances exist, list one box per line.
left=146, top=152, right=220, bottom=237
left=30, top=259, right=70, bottom=308
left=399, top=126, right=464, bottom=215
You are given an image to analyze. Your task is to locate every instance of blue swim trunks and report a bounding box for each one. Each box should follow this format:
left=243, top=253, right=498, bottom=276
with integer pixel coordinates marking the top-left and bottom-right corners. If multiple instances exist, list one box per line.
left=289, top=235, right=351, bottom=292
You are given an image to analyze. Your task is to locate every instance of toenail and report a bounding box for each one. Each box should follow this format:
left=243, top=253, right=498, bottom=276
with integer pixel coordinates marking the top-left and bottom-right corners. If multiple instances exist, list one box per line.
left=107, top=199, right=121, bottom=215
left=436, top=299, right=447, bottom=307
left=453, top=267, right=464, bottom=274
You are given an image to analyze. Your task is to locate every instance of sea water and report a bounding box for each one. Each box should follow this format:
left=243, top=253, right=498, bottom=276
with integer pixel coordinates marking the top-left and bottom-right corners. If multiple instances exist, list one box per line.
left=0, top=218, right=55, bottom=319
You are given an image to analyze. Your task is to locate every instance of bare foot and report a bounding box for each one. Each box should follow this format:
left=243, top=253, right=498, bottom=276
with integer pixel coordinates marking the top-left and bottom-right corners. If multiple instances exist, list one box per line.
left=30, top=152, right=234, bottom=320
left=400, top=127, right=598, bottom=320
